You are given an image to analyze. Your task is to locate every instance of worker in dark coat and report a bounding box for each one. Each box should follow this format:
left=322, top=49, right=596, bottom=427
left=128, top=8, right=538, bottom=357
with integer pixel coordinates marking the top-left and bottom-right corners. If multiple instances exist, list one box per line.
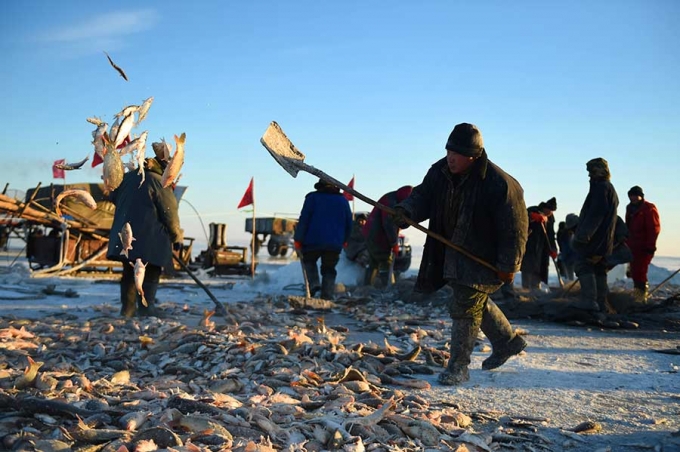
left=572, top=157, right=619, bottom=313
left=556, top=213, right=579, bottom=281
left=294, top=179, right=353, bottom=300
left=362, top=186, right=413, bottom=286
left=393, top=123, right=528, bottom=386
left=344, top=213, right=369, bottom=266
left=107, top=143, right=183, bottom=318
left=520, top=198, right=557, bottom=290
left=625, top=185, right=661, bottom=301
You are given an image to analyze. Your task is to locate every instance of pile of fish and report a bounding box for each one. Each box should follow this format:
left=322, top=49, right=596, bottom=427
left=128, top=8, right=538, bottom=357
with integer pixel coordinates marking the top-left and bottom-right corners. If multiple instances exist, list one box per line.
left=0, top=292, right=563, bottom=452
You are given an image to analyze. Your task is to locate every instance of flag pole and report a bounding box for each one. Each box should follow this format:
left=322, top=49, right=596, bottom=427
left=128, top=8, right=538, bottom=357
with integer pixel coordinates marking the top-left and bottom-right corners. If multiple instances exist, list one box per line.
left=352, top=174, right=355, bottom=220
left=250, top=179, right=256, bottom=279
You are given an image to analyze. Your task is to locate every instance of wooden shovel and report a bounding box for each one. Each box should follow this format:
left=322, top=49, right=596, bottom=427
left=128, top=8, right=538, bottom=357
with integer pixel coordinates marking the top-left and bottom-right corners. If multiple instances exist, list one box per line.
left=260, top=121, right=498, bottom=273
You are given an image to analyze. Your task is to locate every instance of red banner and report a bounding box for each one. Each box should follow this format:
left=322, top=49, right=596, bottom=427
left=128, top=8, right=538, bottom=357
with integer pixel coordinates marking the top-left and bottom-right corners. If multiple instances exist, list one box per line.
left=343, top=176, right=355, bottom=201
left=52, top=159, right=66, bottom=179
left=237, top=177, right=254, bottom=208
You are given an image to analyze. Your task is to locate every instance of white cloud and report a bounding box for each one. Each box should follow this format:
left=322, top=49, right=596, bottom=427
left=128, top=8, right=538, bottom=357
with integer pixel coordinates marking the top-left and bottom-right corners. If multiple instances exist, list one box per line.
left=39, top=9, right=158, bottom=46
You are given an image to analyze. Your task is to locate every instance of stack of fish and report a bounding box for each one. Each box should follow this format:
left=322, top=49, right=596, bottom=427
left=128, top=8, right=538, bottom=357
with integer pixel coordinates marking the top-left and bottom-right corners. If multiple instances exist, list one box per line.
left=0, top=293, right=553, bottom=452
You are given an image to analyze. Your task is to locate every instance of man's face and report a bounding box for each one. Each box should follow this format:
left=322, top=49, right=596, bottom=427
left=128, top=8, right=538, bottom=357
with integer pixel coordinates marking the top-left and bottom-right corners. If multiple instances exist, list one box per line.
left=628, top=194, right=642, bottom=205
left=446, top=150, right=476, bottom=174
left=542, top=208, right=554, bottom=218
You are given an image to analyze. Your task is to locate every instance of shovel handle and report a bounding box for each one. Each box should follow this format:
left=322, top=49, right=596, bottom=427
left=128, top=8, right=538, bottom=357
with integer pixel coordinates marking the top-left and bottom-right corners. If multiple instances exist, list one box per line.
left=297, top=161, right=498, bottom=273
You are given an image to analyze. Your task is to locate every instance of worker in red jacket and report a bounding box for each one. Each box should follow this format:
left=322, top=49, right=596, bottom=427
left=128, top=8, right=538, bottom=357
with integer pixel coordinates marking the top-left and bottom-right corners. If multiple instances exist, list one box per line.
left=625, top=185, right=661, bottom=301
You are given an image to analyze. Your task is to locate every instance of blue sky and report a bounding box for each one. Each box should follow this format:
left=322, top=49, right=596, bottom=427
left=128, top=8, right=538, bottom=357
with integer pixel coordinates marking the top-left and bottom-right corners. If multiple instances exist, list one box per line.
left=2, top=1, right=679, bottom=256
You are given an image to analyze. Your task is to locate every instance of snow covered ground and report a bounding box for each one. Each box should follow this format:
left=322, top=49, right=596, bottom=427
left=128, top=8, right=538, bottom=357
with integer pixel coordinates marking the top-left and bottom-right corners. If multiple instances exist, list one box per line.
left=1, top=245, right=679, bottom=451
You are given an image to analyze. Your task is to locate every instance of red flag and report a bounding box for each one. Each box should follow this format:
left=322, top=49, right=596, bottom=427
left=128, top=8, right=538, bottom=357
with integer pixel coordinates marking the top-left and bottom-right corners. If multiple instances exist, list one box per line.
left=343, top=176, right=355, bottom=201
left=92, top=151, right=104, bottom=167
left=237, top=177, right=254, bottom=208
left=52, top=159, right=66, bottom=179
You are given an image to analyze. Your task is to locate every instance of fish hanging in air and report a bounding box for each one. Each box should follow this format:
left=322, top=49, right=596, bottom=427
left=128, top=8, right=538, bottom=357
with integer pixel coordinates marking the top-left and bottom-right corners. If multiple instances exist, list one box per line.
left=54, top=155, right=90, bottom=171
left=104, top=51, right=129, bottom=81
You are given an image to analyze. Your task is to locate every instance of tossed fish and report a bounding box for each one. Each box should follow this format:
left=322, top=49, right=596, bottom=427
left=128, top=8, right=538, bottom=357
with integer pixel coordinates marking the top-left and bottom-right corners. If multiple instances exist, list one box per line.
left=135, top=131, right=148, bottom=187
left=132, top=258, right=148, bottom=307
left=102, top=133, right=125, bottom=191
left=115, top=104, right=140, bottom=119
left=86, top=116, right=105, bottom=126
left=119, top=222, right=135, bottom=259
left=161, top=133, right=185, bottom=188
left=114, top=112, right=135, bottom=148
left=92, top=122, right=108, bottom=157
left=104, top=51, right=129, bottom=81
left=136, top=96, right=154, bottom=125
left=54, top=155, right=90, bottom=170
left=55, top=189, right=97, bottom=217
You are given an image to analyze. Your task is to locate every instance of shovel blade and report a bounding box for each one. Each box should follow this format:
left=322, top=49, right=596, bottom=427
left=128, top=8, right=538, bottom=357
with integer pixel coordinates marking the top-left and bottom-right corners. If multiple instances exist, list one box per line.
left=260, top=121, right=305, bottom=178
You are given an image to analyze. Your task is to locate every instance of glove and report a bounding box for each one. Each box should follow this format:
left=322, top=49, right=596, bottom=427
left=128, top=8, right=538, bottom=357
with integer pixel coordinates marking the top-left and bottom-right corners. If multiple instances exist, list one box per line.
left=390, top=206, right=411, bottom=229
left=343, top=242, right=348, bottom=249
left=529, top=212, right=546, bottom=224
left=549, top=250, right=558, bottom=260
left=586, top=255, right=603, bottom=264
left=294, top=241, right=303, bottom=250
left=497, top=271, right=515, bottom=284
left=172, top=242, right=182, bottom=252
left=391, top=244, right=400, bottom=255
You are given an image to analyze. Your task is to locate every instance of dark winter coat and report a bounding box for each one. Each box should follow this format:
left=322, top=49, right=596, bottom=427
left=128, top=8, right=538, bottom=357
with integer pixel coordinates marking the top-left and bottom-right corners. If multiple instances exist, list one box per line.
left=625, top=200, right=660, bottom=254
left=573, top=179, right=619, bottom=259
left=107, top=158, right=182, bottom=268
left=294, top=188, right=353, bottom=253
left=362, top=186, right=412, bottom=258
left=557, top=225, right=576, bottom=265
left=397, top=152, right=528, bottom=294
left=520, top=206, right=556, bottom=284
left=345, top=221, right=367, bottom=261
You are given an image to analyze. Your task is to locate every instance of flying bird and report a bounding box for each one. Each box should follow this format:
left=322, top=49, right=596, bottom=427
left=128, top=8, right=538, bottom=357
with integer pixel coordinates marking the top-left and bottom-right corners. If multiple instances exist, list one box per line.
left=103, top=51, right=129, bottom=81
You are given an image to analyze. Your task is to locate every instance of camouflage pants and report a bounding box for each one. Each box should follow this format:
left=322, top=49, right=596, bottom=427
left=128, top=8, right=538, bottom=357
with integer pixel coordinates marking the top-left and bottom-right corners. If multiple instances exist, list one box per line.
left=447, top=283, right=488, bottom=321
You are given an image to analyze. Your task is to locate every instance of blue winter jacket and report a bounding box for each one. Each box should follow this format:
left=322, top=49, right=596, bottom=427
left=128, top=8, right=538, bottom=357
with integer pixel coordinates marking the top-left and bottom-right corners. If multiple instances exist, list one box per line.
left=294, top=190, right=353, bottom=253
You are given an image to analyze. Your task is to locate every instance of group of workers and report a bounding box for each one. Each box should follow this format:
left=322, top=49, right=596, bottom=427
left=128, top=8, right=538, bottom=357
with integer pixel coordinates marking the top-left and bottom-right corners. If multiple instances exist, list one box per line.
left=519, top=185, right=660, bottom=304
left=107, top=121, right=662, bottom=388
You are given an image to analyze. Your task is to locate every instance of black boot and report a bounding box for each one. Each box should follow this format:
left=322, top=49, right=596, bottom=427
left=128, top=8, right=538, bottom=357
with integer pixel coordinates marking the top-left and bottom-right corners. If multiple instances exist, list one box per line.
left=482, top=300, right=527, bottom=370
left=303, top=261, right=321, bottom=296
left=595, top=273, right=615, bottom=313
left=438, top=318, right=480, bottom=386
left=320, top=275, right=336, bottom=300
left=576, top=273, right=600, bottom=312
left=120, top=267, right=137, bottom=318
left=481, top=300, right=526, bottom=370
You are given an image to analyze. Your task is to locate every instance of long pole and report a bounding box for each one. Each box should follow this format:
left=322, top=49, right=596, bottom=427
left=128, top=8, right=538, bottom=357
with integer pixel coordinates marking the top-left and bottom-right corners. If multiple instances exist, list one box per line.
left=649, top=267, right=680, bottom=297
left=250, top=180, right=256, bottom=279
left=351, top=174, right=355, bottom=220
left=541, top=222, right=564, bottom=288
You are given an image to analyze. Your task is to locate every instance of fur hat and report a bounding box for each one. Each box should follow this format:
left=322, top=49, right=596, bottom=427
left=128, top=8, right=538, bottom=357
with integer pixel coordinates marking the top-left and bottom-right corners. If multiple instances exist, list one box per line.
left=544, top=197, right=557, bottom=211
left=627, top=185, right=644, bottom=198
left=445, top=123, right=485, bottom=158
left=586, top=157, right=610, bottom=180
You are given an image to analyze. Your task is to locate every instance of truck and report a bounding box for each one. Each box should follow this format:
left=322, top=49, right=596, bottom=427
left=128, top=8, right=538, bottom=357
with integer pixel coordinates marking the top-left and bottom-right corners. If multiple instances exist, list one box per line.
left=245, top=216, right=297, bottom=257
